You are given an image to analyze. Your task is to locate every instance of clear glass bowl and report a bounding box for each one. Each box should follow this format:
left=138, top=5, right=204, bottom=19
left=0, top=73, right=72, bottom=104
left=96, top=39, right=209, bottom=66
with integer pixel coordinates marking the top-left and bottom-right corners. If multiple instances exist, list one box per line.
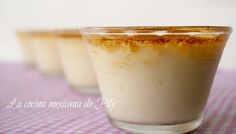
left=81, top=26, right=232, bottom=134
left=55, top=30, right=99, bottom=94
left=16, top=31, right=36, bottom=67
left=31, top=31, right=63, bottom=76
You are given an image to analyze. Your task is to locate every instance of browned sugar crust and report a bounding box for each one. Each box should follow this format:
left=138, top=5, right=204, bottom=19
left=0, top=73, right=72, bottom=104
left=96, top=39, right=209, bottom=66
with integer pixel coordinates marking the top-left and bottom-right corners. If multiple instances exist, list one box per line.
left=86, top=34, right=229, bottom=50
left=17, top=31, right=31, bottom=39
left=83, top=26, right=231, bottom=52
left=28, top=30, right=82, bottom=38
left=55, top=30, right=82, bottom=38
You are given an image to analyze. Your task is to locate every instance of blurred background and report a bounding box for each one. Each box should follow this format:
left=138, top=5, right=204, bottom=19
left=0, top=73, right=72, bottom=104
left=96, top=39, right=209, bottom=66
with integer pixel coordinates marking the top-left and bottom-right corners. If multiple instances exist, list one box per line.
left=0, top=0, right=235, bottom=70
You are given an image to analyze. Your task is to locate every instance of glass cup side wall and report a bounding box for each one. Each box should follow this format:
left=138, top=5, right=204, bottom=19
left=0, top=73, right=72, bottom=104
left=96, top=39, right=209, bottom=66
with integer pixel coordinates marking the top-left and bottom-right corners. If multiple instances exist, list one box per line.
left=81, top=26, right=232, bottom=134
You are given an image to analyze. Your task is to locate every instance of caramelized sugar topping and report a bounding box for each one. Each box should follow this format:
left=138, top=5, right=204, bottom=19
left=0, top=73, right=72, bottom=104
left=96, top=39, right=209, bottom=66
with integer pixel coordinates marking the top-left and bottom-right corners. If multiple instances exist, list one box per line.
left=82, top=26, right=231, bottom=52
left=28, top=30, right=82, bottom=38
left=17, top=31, right=31, bottom=38
left=30, top=31, right=56, bottom=38
left=55, top=30, right=82, bottom=38
left=86, top=34, right=229, bottom=52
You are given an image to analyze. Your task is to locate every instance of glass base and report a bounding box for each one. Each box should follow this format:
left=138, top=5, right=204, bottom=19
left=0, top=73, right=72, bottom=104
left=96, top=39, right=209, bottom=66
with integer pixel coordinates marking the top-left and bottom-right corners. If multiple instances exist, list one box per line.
left=110, top=116, right=203, bottom=134
left=40, top=70, right=63, bottom=78
left=25, top=62, right=36, bottom=68
left=69, top=85, right=100, bottom=95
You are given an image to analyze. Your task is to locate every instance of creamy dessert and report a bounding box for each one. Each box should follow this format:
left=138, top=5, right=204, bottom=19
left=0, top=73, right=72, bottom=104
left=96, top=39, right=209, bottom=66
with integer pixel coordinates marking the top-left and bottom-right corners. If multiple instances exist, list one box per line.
left=31, top=31, right=62, bottom=75
left=56, top=30, right=98, bottom=93
left=81, top=26, right=232, bottom=133
left=17, top=31, right=36, bottom=66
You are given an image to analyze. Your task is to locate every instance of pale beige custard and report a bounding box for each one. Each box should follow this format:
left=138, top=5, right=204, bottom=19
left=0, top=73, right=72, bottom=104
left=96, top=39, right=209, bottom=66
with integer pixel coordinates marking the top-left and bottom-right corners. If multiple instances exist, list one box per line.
left=57, top=36, right=97, bottom=90
left=84, top=27, right=231, bottom=124
left=17, top=32, right=36, bottom=66
left=31, top=32, right=62, bottom=75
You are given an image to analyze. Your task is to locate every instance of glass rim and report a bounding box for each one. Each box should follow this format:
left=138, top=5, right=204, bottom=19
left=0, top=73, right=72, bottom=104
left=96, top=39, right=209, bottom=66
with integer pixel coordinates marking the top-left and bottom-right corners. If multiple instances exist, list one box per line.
left=80, top=26, right=232, bottom=36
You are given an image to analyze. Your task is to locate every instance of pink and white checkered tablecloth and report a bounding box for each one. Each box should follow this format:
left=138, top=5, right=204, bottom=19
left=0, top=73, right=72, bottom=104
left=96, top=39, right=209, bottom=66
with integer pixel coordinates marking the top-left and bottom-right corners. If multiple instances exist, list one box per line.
left=0, top=63, right=235, bottom=134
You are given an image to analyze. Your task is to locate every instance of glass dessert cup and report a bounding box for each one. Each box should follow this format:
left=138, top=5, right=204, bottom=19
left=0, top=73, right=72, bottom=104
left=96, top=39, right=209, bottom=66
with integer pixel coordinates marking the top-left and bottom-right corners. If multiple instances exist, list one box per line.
left=81, top=26, right=232, bottom=134
left=31, top=31, right=63, bottom=76
left=17, top=31, right=36, bottom=67
left=56, top=30, right=98, bottom=94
